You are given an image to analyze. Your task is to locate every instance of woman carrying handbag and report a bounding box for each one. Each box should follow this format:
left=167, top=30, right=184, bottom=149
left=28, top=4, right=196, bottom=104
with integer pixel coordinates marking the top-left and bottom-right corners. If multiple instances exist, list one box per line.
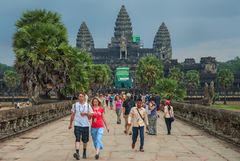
left=163, top=100, right=174, bottom=135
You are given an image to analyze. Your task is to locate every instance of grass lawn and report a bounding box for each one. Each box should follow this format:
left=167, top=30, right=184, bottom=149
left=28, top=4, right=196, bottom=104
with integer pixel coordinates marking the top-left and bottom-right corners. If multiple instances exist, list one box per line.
left=212, top=104, right=240, bottom=111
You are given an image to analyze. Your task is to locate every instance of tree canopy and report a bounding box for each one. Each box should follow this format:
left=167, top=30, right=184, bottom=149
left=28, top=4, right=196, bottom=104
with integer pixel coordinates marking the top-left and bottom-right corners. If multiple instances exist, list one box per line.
left=13, top=9, right=70, bottom=103
left=136, top=56, right=164, bottom=92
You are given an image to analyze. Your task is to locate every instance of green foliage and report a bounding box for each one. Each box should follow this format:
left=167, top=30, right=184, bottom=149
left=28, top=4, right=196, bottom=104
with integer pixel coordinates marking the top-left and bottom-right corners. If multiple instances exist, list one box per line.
left=217, top=68, right=234, bottom=105
left=3, top=70, right=20, bottom=90
left=89, top=64, right=112, bottom=93
left=168, top=67, right=184, bottom=83
left=152, top=78, right=186, bottom=101
left=212, top=104, right=240, bottom=111
left=136, top=56, right=164, bottom=92
left=185, top=70, right=200, bottom=90
left=61, top=48, right=92, bottom=96
left=0, top=63, right=14, bottom=75
left=217, top=69, right=234, bottom=89
left=218, top=56, right=240, bottom=74
left=3, top=70, right=20, bottom=105
left=13, top=9, right=69, bottom=102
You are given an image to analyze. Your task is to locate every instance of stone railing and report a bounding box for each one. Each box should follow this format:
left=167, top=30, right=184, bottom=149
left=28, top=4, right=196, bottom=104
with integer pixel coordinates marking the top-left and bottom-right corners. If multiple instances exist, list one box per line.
left=172, top=102, right=240, bottom=146
left=0, top=101, right=72, bottom=140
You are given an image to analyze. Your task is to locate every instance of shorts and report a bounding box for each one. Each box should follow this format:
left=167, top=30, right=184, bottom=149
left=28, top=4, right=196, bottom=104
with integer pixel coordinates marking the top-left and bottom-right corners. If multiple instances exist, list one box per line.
left=74, top=126, right=89, bottom=143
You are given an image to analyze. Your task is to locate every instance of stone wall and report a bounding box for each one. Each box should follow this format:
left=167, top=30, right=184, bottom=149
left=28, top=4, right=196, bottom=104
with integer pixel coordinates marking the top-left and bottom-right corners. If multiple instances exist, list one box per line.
left=172, top=102, right=240, bottom=146
left=0, top=101, right=72, bottom=140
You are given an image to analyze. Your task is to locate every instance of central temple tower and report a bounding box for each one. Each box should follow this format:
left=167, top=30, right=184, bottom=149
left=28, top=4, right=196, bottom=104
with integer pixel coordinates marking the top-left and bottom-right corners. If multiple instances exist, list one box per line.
left=76, top=5, right=173, bottom=69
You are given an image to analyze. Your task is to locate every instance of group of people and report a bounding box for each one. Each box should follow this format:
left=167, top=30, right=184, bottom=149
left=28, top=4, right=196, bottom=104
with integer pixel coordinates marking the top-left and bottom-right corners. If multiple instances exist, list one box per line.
left=69, top=92, right=174, bottom=160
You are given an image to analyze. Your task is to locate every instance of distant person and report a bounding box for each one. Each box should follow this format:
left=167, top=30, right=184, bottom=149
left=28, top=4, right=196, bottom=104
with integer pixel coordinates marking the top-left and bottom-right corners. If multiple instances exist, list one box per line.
left=91, top=97, right=109, bottom=160
left=133, top=94, right=137, bottom=102
left=109, top=94, right=115, bottom=110
left=128, top=98, right=149, bottom=152
left=105, top=94, right=109, bottom=107
left=163, top=100, right=174, bottom=135
left=16, top=102, right=20, bottom=109
left=115, top=95, right=123, bottom=124
left=154, top=93, right=161, bottom=111
left=68, top=92, right=93, bottom=160
left=122, top=93, right=135, bottom=135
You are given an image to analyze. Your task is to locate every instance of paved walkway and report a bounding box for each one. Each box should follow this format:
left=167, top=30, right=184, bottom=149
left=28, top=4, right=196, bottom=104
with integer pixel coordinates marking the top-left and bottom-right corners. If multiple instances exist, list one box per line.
left=0, top=108, right=239, bottom=161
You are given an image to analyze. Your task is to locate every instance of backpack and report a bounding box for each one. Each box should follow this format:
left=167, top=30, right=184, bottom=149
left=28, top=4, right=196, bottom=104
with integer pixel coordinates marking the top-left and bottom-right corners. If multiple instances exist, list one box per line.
left=74, top=103, right=91, bottom=120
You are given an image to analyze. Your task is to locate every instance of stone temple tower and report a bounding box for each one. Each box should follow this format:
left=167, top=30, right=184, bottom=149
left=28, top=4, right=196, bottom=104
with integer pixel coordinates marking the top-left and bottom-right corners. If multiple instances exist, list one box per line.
left=109, top=5, right=133, bottom=48
left=108, top=5, right=140, bottom=59
left=153, top=22, right=172, bottom=60
left=76, top=22, right=94, bottom=51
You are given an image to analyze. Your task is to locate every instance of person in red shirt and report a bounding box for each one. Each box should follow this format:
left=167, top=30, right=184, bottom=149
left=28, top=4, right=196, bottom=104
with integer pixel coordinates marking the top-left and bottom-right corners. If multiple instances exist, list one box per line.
left=91, top=97, right=109, bottom=160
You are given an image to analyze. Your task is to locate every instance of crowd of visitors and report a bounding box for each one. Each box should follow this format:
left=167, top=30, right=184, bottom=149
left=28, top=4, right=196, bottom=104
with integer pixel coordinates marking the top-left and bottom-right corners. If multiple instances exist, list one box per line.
left=69, top=92, right=174, bottom=160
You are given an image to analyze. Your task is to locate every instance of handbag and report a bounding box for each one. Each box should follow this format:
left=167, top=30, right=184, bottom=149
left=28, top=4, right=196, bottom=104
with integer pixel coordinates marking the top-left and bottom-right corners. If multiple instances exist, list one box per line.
left=136, top=108, right=148, bottom=130
left=170, top=117, right=174, bottom=122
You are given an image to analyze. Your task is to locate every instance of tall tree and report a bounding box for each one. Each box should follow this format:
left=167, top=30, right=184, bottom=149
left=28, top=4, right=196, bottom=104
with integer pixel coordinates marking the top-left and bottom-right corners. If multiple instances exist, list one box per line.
left=168, top=67, right=184, bottom=83
left=185, top=70, right=200, bottom=97
left=136, top=56, right=164, bottom=92
left=61, top=47, right=92, bottom=96
left=217, top=69, right=234, bottom=104
left=89, top=64, right=112, bottom=93
left=13, top=9, right=69, bottom=104
left=3, top=70, right=20, bottom=105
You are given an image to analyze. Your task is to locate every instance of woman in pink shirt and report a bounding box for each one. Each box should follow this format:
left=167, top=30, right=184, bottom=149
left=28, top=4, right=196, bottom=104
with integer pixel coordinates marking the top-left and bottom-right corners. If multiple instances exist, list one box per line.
left=91, top=97, right=109, bottom=160
left=115, top=95, right=122, bottom=124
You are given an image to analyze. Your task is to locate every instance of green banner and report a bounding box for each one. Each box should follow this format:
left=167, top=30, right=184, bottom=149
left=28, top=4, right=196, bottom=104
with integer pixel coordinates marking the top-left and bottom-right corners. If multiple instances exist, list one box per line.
left=132, top=35, right=140, bottom=43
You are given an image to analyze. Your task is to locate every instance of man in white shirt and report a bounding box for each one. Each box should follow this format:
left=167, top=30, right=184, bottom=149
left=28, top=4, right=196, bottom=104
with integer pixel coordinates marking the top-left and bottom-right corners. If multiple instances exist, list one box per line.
left=69, top=92, right=93, bottom=160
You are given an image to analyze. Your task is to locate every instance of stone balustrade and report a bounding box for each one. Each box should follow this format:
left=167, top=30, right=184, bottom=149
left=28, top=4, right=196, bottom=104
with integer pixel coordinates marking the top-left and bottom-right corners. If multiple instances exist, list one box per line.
left=172, top=102, right=240, bottom=146
left=0, top=101, right=72, bottom=140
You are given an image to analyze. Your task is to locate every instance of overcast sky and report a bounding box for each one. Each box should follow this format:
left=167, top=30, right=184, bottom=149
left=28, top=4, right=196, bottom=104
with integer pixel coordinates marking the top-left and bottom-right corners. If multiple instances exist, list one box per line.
left=0, top=0, right=240, bottom=66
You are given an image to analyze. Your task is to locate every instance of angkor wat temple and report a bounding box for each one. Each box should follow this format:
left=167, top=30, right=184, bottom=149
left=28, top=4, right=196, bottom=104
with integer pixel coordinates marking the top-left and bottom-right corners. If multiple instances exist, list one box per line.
left=75, top=5, right=240, bottom=96
left=76, top=5, right=172, bottom=83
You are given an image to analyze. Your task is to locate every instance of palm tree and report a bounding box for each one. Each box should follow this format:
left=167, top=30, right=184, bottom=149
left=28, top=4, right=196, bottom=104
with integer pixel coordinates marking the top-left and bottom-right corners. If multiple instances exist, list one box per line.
left=136, top=56, right=164, bottom=92
left=153, top=78, right=186, bottom=101
left=89, top=64, right=112, bottom=93
left=168, top=67, right=184, bottom=83
left=185, top=70, right=200, bottom=97
left=217, top=69, right=234, bottom=104
left=61, top=47, right=92, bottom=96
left=13, top=9, right=69, bottom=104
left=3, top=70, right=20, bottom=105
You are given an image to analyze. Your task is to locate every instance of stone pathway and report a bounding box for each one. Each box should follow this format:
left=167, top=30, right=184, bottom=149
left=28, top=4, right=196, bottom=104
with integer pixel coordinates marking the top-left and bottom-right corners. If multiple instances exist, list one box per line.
left=0, top=108, right=239, bottom=161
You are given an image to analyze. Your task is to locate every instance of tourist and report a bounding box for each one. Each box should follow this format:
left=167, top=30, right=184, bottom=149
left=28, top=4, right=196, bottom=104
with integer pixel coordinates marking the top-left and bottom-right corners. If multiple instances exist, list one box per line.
left=122, top=93, right=135, bottom=134
left=163, top=100, right=174, bottom=135
left=105, top=94, right=109, bottom=108
left=128, top=98, right=149, bottom=152
left=109, top=93, right=114, bottom=110
left=154, top=93, right=161, bottom=111
left=91, top=97, right=109, bottom=160
left=146, top=98, right=157, bottom=135
left=68, top=92, right=93, bottom=160
left=115, top=95, right=123, bottom=124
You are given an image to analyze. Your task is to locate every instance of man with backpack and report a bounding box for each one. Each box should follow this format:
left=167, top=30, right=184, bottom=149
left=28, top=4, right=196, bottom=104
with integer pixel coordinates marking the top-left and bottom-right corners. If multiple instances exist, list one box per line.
left=68, top=92, right=93, bottom=160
